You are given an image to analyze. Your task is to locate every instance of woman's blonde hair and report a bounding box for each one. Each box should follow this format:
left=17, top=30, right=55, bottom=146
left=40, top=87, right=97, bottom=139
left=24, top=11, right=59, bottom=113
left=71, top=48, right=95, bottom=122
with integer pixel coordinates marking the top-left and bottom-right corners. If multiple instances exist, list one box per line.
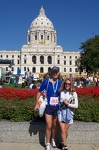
left=59, top=78, right=75, bottom=94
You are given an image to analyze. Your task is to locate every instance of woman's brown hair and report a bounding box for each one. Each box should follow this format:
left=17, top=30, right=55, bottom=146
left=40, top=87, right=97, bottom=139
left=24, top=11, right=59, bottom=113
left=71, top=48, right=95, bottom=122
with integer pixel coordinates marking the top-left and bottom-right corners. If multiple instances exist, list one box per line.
left=59, top=78, right=75, bottom=95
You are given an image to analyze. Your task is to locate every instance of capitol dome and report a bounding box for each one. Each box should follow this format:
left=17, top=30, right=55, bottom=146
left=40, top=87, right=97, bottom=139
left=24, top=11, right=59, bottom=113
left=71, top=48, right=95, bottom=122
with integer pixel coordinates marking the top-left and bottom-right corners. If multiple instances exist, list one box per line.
left=30, top=6, right=54, bottom=29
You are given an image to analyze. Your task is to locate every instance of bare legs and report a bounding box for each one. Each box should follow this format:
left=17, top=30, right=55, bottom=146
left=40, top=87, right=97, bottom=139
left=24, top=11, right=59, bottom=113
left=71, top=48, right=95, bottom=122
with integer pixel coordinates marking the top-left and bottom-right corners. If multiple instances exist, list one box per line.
left=59, top=121, right=70, bottom=146
left=45, top=113, right=58, bottom=143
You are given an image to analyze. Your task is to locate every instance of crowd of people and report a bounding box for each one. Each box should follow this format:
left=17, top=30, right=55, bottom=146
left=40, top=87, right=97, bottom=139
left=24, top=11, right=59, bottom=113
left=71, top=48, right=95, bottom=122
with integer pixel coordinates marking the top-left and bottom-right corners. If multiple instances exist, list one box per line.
left=73, top=75, right=99, bottom=88
left=13, top=74, right=41, bottom=89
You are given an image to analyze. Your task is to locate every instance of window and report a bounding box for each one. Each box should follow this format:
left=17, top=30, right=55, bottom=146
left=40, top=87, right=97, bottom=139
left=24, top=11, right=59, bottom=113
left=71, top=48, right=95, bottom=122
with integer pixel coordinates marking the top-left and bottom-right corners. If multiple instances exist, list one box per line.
left=70, top=56, right=72, bottom=59
left=41, top=35, right=43, bottom=40
left=28, top=35, right=30, bottom=42
left=35, top=34, right=37, bottom=40
left=40, top=67, right=44, bottom=73
left=32, top=56, right=36, bottom=64
left=64, top=56, right=66, bottom=58
left=24, top=67, right=26, bottom=71
left=17, top=60, right=20, bottom=64
left=11, top=67, right=14, bottom=71
left=12, top=55, right=14, bottom=58
left=69, top=61, right=72, bottom=65
left=0, top=55, right=2, bottom=58
left=64, top=61, right=66, bottom=65
left=54, top=35, right=55, bottom=43
left=18, top=55, right=20, bottom=58
left=27, top=67, right=29, bottom=72
left=6, top=67, right=8, bottom=71
left=32, top=67, right=36, bottom=73
left=47, top=35, right=49, bottom=40
left=12, top=59, right=14, bottom=65
left=57, top=60, right=60, bottom=64
left=75, top=68, right=78, bottom=72
left=70, top=68, right=72, bottom=72
left=48, top=56, right=52, bottom=64
left=24, top=59, right=26, bottom=64
left=40, top=56, right=44, bottom=64
left=6, top=55, right=8, bottom=58
left=75, top=56, right=77, bottom=59
left=48, top=67, right=51, bottom=72
left=75, top=61, right=77, bottom=66
left=64, top=68, right=66, bottom=72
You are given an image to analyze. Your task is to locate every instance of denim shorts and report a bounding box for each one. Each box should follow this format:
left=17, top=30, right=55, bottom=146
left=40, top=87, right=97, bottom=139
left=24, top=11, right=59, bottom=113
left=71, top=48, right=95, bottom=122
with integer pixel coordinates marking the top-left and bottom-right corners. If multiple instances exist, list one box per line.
left=58, top=110, right=74, bottom=124
left=45, top=105, right=59, bottom=116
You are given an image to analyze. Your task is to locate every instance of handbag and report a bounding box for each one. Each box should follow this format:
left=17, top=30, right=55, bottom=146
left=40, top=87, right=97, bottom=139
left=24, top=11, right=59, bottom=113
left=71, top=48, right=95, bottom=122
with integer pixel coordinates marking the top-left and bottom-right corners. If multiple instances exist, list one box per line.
left=38, top=95, right=47, bottom=117
left=68, top=95, right=75, bottom=104
left=38, top=79, right=49, bottom=117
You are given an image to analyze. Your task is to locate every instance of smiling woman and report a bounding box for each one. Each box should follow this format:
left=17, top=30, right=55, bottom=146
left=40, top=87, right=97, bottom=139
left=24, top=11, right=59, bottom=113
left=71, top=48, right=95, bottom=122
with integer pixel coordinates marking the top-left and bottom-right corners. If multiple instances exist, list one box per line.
left=58, top=78, right=78, bottom=150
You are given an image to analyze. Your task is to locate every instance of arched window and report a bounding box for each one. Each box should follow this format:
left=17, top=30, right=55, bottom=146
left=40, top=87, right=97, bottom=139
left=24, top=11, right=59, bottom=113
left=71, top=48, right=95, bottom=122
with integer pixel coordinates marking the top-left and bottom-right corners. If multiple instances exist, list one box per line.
left=6, top=67, right=8, bottom=71
left=69, top=61, right=72, bottom=65
left=41, top=35, right=43, bottom=40
left=48, top=67, right=51, bottom=73
left=40, top=67, right=43, bottom=73
left=32, top=56, right=36, bottom=64
left=57, top=60, right=60, bottom=64
left=48, top=56, right=52, bottom=64
left=32, top=67, right=36, bottom=73
left=11, top=67, right=14, bottom=71
left=24, top=59, right=26, bottom=64
left=54, top=35, right=56, bottom=43
left=64, top=68, right=66, bottom=72
left=47, top=35, right=49, bottom=40
left=24, top=67, right=26, bottom=71
left=40, top=56, right=44, bottom=64
left=70, top=68, right=72, bottom=72
left=64, top=61, right=66, bottom=65
left=35, top=32, right=37, bottom=40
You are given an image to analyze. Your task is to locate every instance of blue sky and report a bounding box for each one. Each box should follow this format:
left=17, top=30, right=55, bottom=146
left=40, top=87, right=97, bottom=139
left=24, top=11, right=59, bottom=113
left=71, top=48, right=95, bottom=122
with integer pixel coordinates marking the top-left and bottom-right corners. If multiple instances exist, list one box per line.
left=0, top=0, right=99, bottom=51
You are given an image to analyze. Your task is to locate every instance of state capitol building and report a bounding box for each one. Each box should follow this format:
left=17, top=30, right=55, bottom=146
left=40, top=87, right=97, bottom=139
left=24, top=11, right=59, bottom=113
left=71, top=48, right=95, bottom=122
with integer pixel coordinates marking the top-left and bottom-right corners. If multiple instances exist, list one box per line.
left=0, top=7, right=81, bottom=77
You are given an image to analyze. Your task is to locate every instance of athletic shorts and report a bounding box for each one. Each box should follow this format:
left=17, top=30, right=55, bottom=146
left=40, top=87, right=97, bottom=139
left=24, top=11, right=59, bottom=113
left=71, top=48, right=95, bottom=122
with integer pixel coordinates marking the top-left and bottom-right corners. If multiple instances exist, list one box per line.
left=45, top=105, right=59, bottom=116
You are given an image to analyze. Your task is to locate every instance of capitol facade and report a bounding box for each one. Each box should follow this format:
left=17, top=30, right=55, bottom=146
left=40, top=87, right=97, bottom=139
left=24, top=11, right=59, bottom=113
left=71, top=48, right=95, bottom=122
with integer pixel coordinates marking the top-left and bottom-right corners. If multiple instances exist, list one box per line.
left=0, top=7, right=80, bottom=77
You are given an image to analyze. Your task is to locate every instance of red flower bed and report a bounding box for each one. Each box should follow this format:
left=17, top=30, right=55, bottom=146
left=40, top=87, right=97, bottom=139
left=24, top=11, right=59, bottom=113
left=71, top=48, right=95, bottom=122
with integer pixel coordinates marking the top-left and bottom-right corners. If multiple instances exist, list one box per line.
left=0, top=86, right=99, bottom=101
left=75, top=86, right=99, bottom=98
left=0, top=88, right=38, bottom=100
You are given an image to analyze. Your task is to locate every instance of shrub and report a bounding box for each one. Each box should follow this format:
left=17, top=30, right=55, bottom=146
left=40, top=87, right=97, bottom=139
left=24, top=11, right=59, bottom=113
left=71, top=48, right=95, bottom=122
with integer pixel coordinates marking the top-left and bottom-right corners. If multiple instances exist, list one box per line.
left=74, top=95, right=99, bottom=122
left=0, top=86, right=99, bottom=122
left=0, top=98, right=39, bottom=122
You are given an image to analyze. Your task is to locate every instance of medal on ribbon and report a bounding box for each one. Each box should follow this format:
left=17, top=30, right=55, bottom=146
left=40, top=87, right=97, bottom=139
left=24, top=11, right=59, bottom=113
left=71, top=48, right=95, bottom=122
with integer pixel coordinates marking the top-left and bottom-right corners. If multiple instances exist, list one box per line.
left=52, top=79, right=58, bottom=97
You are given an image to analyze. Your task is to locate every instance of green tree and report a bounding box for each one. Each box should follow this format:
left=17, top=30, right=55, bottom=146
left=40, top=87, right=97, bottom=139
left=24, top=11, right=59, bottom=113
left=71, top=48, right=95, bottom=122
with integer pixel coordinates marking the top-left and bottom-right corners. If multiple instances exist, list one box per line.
left=77, top=35, right=99, bottom=75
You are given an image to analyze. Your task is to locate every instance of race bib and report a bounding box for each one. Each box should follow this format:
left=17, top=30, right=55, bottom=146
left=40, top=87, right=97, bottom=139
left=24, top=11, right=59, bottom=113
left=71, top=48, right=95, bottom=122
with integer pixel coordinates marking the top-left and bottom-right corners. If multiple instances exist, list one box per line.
left=50, top=97, right=59, bottom=105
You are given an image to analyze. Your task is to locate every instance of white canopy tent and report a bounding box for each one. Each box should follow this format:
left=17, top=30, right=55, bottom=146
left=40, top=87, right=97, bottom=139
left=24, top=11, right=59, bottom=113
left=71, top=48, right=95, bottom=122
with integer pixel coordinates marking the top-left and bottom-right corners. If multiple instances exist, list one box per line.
left=12, top=69, right=25, bottom=75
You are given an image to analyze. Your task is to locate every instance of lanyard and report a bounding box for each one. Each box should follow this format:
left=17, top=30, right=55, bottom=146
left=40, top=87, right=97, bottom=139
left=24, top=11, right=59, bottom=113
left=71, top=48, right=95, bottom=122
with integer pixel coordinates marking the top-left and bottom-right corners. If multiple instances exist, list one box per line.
left=52, top=79, right=58, bottom=94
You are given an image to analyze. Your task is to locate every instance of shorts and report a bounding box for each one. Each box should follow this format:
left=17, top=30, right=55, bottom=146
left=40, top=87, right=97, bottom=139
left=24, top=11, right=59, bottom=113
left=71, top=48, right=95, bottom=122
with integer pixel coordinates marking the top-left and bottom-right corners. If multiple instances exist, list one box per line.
left=58, top=110, right=74, bottom=124
left=45, top=105, right=59, bottom=116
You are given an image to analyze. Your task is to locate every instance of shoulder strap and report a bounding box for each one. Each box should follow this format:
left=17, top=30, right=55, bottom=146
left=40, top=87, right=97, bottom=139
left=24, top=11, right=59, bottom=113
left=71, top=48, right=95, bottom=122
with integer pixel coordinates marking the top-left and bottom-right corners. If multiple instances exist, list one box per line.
left=44, top=78, right=49, bottom=97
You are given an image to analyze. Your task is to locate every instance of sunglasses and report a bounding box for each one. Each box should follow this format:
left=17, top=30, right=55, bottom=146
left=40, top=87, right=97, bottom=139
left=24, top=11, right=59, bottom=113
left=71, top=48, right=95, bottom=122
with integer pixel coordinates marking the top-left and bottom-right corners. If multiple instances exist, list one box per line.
left=65, top=83, right=71, bottom=86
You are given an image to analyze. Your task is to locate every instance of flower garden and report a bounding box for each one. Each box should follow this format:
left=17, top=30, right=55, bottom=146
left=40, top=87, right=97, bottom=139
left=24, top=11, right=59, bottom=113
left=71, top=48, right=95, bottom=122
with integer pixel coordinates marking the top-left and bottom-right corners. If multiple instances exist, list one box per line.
left=0, top=86, right=99, bottom=122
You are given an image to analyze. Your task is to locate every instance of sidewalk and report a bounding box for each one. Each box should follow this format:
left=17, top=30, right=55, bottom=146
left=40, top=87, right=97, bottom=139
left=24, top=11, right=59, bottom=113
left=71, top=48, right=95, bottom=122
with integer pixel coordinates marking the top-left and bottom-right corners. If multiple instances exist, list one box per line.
left=0, top=143, right=99, bottom=150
